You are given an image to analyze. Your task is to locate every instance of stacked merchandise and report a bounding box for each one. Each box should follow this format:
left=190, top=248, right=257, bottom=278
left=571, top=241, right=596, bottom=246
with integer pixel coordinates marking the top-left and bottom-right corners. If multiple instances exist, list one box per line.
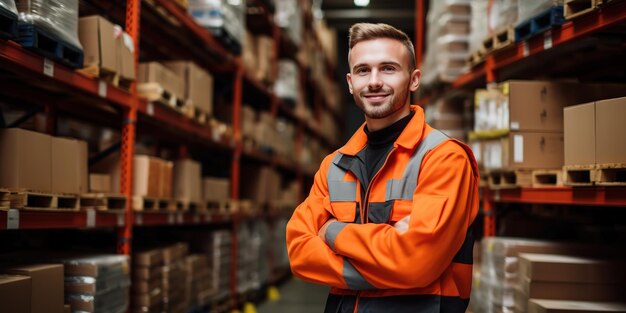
left=488, top=0, right=518, bottom=34
left=236, top=221, right=255, bottom=294
left=63, top=255, right=131, bottom=313
left=274, top=60, right=300, bottom=105
left=0, top=263, right=65, bottom=313
left=243, top=32, right=275, bottom=85
left=274, top=180, right=300, bottom=211
left=0, top=0, right=17, bottom=30
left=473, top=237, right=626, bottom=313
left=15, top=0, right=83, bottom=67
left=188, top=0, right=246, bottom=53
left=207, top=230, right=232, bottom=301
left=163, top=61, right=214, bottom=117
left=133, top=249, right=165, bottom=313
left=425, top=95, right=473, bottom=141
left=161, top=244, right=189, bottom=313
left=422, top=0, right=471, bottom=85
left=138, top=62, right=186, bottom=106
left=173, top=159, right=203, bottom=209
left=274, top=0, right=302, bottom=46
left=468, top=0, right=488, bottom=62
left=240, top=165, right=281, bottom=209
left=185, top=255, right=213, bottom=309
left=319, top=111, right=339, bottom=147
left=518, top=0, right=562, bottom=28
left=202, top=177, right=230, bottom=211
left=275, top=118, right=296, bottom=162
left=299, top=134, right=327, bottom=175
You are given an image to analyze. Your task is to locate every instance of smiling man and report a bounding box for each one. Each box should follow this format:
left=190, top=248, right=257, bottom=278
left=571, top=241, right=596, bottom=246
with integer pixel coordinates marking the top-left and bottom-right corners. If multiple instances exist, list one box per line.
left=286, top=23, right=480, bottom=313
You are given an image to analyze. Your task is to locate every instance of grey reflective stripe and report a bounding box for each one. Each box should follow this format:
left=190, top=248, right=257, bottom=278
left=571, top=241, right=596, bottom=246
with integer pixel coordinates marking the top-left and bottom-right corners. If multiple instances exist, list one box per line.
left=386, top=130, right=449, bottom=201
left=325, top=221, right=348, bottom=251
left=328, top=153, right=357, bottom=202
left=343, top=259, right=377, bottom=290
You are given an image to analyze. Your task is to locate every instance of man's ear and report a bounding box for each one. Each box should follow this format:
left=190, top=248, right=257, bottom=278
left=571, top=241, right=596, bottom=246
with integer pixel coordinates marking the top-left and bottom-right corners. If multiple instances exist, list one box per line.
left=346, top=73, right=354, bottom=94
left=409, top=69, right=421, bottom=92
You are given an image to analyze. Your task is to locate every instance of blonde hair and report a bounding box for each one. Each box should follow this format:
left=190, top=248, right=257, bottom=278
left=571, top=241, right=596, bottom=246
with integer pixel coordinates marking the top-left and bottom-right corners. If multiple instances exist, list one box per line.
left=348, top=23, right=416, bottom=71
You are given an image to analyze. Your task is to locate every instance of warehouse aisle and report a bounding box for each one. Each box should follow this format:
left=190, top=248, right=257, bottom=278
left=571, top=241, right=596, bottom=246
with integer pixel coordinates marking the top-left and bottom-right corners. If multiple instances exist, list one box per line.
left=258, top=278, right=329, bottom=313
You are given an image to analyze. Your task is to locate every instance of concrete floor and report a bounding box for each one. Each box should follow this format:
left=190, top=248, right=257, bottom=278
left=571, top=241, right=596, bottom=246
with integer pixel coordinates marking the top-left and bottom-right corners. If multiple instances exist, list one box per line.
left=257, top=278, right=329, bottom=313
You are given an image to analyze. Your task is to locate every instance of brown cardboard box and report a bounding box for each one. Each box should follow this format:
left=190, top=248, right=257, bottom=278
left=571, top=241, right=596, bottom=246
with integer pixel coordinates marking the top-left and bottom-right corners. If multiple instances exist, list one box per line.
left=160, top=160, right=173, bottom=199
left=518, top=253, right=626, bottom=284
left=162, top=61, right=213, bottom=113
left=0, top=275, right=31, bottom=313
left=564, top=102, right=595, bottom=166
left=528, top=299, right=626, bottom=313
left=521, top=278, right=624, bottom=301
left=0, top=128, right=52, bottom=191
left=484, top=132, right=564, bottom=170
left=202, top=177, right=230, bottom=202
left=89, top=174, right=111, bottom=193
left=596, top=96, right=626, bottom=164
left=79, top=16, right=117, bottom=73
left=139, top=62, right=185, bottom=99
left=119, top=32, right=136, bottom=80
left=173, top=159, right=202, bottom=203
left=78, top=140, right=89, bottom=193
left=133, top=155, right=161, bottom=198
left=64, top=304, right=70, bottom=313
left=51, top=137, right=81, bottom=194
left=134, top=249, right=164, bottom=267
left=2, top=264, right=64, bottom=313
left=503, top=81, right=626, bottom=132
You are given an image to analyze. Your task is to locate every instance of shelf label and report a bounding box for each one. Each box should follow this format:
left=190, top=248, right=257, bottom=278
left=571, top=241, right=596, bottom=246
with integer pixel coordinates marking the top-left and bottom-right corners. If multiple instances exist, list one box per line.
left=168, top=213, right=175, bottom=224
left=136, top=213, right=143, bottom=225
left=86, top=209, right=96, bottom=228
left=7, top=209, right=19, bottom=229
left=176, top=212, right=184, bottom=224
left=147, top=103, right=154, bottom=116
left=43, top=58, right=54, bottom=77
left=543, top=31, right=553, bottom=50
left=117, top=213, right=125, bottom=227
left=522, top=41, right=529, bottom=57
left=514, top=134, right=524, bottom=163
left=98, top=80, right=107, bottom=98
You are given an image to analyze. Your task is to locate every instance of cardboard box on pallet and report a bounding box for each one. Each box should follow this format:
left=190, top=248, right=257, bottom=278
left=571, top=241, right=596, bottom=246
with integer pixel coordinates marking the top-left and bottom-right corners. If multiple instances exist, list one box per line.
left=173, top=159, right=202, bottom=204
left=51, top=137, right=85, bottom=194
left=79, top=16, right=117, bottom=74
left=0, top=128, right=52, bottom=191
left=134, top=155, right=161, bottom=198
left=139, top=62, right=185, bottom=100
left=159, top=160, right=173, bottom=199
left=0, top=275, right=31, bottom=313
left=163, top=61, right=214, bottom=115
left=482, top=131, right=564, bottom=170
left=89, top=174, right=111, bottom=193
left=596, top=96, right=626, bottom=164
left=203, top=177, right=230, bottom=202
left=1, top=264, right=64, bottom=313
left=528, top=299, right=626, bottom=313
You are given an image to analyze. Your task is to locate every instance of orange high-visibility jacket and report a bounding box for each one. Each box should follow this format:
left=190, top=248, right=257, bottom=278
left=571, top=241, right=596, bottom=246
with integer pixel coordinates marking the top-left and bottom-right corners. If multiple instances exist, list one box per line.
left=286, top=105, right=479, bottom=313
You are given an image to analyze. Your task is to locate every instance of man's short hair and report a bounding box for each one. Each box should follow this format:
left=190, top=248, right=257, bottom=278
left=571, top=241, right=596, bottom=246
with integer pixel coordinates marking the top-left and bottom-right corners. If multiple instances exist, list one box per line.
left=348, top=23, right=416, bottom=71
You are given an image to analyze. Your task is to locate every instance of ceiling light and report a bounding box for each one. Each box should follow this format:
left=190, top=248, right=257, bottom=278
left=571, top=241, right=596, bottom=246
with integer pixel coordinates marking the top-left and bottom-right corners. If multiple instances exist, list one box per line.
left=354, top=0, right=370, bottom=7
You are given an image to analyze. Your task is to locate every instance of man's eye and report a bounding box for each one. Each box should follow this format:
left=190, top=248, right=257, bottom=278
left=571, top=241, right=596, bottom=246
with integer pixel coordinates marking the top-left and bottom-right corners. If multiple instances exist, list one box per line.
left=382, top=66, right=395, bottom=72
left=356, top=68, right=369, bottom=74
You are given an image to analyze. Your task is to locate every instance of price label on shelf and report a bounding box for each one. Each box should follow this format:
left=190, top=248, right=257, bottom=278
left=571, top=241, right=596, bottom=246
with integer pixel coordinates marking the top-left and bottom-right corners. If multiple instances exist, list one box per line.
left=543, top=31, right=553, bottom=50
left=86, top=209, right=96, bottom=228
left=98, top=80, right=107, bottom=98
left=167, top=213, right=175, bottom=224
left=43, top=58, right=54, bottom=77
left=136, top=213, right=143, bottom=225
left=7, top=209, right=19, bottom=229
left=176, top=212, right=184, bottom=224
left=147, top=103, right=155, bottom=116
left=117, top=213, right=125, bottom=227
left=522, top=41, right=529, bottom=57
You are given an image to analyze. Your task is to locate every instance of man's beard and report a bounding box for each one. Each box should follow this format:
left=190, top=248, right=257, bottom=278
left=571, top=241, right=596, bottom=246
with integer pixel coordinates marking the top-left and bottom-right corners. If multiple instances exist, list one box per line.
left=354, top=86, right=409, bottom=119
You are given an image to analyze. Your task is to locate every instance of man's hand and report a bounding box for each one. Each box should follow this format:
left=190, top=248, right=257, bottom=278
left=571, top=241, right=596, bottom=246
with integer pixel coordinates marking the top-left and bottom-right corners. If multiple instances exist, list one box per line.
left=394, top=215, right=410, bottom=234
left=318, top=218, right=338, bottom=242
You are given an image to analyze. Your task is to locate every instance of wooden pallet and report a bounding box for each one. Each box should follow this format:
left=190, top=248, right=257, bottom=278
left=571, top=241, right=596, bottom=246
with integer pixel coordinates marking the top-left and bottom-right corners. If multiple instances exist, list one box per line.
left=515, top=6, right=566, bottom=42
left=563, top=164, right=597, bottom=186
left=80, top=193, right=127, bottom=211
left=77, top=64, right=133, bottom=90
left=468, top=50, right=485, bottom=68
left=486, top=169, right=533, bottom=189
left=177, top=200, right=205, bottom=212
left=0, top=188, right=10, bottom=210
left=132, top=196, right=176, bottom=211
left=494, top=27, right=515, bottom=51
left=6, top=189, right=79, bottom=210
left=17, top=23, right=84, bottom=68
left=138, top=82, right=185, bottom=110
left=532, top=169, right=564, bottom=187
left=182, top=104, right=211, bottom=125
left=565, top=0, right=601, bottom=19
left=205, top=200, right=233, bottom=215
left=595, top=163, right=626, bottom=186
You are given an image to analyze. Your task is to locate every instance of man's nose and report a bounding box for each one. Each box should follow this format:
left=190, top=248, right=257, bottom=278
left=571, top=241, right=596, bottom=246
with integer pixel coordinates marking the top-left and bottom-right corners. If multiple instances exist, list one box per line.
left=368, top=70, right=383, bottom=90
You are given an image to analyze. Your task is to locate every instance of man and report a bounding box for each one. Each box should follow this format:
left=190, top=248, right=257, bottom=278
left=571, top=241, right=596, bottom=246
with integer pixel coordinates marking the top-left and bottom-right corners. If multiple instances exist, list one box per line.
left=286, top=23, right=479, bottom=313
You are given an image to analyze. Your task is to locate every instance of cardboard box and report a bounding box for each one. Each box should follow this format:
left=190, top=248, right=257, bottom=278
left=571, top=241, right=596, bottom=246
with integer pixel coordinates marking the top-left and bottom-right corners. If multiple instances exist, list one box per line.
left=596, top=96, right=626, bottom=164
left=0, top=128, right=52, bottom=191
left=2, top=264, right=64, bottom=313
left=0, top=275, right=31, bottom=313
left=134, top=249, right=164, bottom=267
left=521, top=278, right=624, bottom=301
left=64, top=304, right=70, bottom=313
left=482, top=132, right=564, bottom=170
left=139, top=62, right=185, bottom=99
left=119, top=32, right=136, bottom=80
left=89, top=174, right=111, bottom=193
left=133, top=155, right=161, bottom=198
left=51, top=137, right=81, bottom=194
left=564, top=102, right=595, bottom=166
left=79, top=16, right=117, bottom=73
left=202, top=177, right=230, bottom=202
left=159, top=160, right=173, bottom=199
left=78, top=141, right=89, bottom=193
left=518, top=253, right=626, bottom=284
left=173, top=159, right=202, bottom=203
left=528, top=299, right=626, bottom=313
left=163, top=61, right=214, bottom=114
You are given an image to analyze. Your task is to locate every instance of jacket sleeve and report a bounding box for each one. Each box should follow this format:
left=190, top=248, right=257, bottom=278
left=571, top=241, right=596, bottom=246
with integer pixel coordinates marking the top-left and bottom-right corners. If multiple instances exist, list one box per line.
left=285, top=153, right=351, bottom=289
left=326, top=141, right=479, bottom=289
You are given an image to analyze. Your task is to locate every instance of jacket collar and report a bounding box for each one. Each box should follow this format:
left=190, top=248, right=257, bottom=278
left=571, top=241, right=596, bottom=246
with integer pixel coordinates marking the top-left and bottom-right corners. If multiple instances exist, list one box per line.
left=337, top=105, right=426, bottom=156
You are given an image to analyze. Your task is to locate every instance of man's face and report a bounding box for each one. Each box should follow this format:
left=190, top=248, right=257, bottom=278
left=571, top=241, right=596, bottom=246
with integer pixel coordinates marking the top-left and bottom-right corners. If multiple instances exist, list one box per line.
left=347, top=38, right=420, bottom=120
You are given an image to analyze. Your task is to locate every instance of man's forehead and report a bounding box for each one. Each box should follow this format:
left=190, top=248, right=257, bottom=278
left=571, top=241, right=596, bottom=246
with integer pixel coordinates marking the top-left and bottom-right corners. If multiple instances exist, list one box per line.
left=349, top=38, right=408, bottom=65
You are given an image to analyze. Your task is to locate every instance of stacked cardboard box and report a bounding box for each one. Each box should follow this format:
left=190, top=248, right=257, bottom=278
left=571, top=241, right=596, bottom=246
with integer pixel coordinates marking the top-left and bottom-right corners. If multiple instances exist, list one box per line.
left=161, top=244, right=189, bottom=313
left=514, top=253, right=626, bottom=312
left=274, top=60, right=299, bottom=103
left=79, top=15, right=135, bottom=81
left=319, top=111, right=339, bottom=146
left=473, top=81, right=626, bottom=171
left=528, top=299, right=626, bottom=313
left=208, top=231, right=232, bottom=301
left=173, top=159, right=203, bottom=206
left=242, top=32, right=275, bottom=84
left=0, top=275, right=31, bottom=313
left=240, top=165, right=281, bottom=208
left=163, top=61, right=214, bottom=116
left=0, top=264, right=65, bottom=313
left=202, top=177, right=230, bottom=203
left=0, top=128, right=88, bottom=195
left=94, top=155, right=173, bottom=200
left=185, top=255, right=214, bottom=308
left=237, top=221, right=270, bottom=295
left=138, top=62, right=186, bottom=102
left=62, top=255, right=130, bottom=313
left=426, top=96, right=473, bottom=142
left=270, top=217, right=290, bottom=276
left=133, top=249, right=165, bottom=313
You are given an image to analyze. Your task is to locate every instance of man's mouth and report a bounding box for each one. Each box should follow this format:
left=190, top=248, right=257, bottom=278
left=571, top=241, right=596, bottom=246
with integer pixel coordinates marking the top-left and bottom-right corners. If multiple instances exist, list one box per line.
left=364, top=94, right=390, bottom=101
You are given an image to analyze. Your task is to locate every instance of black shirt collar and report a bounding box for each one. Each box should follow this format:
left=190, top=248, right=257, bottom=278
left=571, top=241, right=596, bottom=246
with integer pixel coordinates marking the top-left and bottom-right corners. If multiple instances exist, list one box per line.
left=364, top=111, right=415, bottom=147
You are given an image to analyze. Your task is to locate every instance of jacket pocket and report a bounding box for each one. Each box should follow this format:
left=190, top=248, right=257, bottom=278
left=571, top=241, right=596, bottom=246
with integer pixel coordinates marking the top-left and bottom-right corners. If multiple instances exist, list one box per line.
left=324, top=196, right=357, bottom=222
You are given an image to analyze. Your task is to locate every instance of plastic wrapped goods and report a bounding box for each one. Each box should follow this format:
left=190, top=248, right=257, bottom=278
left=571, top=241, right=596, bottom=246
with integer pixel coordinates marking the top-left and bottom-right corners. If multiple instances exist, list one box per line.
left=0, top=0, right=17, bottom=14
left=188, top=0, right=245, bottom=47
left=15, top=0, right=82, bottom=50
left=470, top=0, right=488, bottom=54
left=274, top=0, right=302, bottom=46
left=518, top=0, right=562, bottom=24
left=488, top=0, right=518, bottom=33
